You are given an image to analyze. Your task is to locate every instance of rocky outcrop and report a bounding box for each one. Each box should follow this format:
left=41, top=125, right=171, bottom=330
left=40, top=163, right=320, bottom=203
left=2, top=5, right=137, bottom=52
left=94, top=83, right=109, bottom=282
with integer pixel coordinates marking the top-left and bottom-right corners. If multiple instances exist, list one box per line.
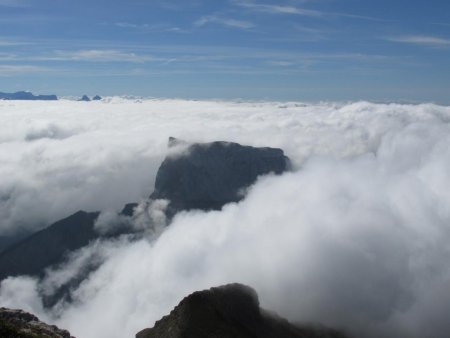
left=0, top=307, right=73, bottom=338
left=92, top=95, right=102, bottom=101
left=136, top=284, right=349, bottom=338
left=0, top=91, right=57, bottom=101
left=151, top=138, right=290, bottom=213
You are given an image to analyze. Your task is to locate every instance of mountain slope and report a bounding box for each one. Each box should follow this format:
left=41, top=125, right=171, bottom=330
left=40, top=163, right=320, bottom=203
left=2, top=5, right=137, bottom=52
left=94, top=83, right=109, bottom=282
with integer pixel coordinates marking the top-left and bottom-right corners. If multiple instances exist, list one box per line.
left=0, top=210, right=99, bottom=281
left=136, top=284, right=349, bottom=338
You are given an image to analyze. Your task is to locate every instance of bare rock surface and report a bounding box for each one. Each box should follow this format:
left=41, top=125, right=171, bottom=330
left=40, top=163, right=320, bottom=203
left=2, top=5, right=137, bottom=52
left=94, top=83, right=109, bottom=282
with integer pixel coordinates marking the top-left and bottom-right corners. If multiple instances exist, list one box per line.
left=0, top=307, right=73, bottom=338
left=136, top=284, right=350, bottom=338
left=151, top=138, right=290, bottom=213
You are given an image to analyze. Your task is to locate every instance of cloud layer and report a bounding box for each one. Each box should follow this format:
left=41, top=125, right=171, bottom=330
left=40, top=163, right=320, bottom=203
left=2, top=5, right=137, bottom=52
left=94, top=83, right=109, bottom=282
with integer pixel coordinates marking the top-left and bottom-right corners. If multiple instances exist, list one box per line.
left=1, top=99, right=450, bottom=338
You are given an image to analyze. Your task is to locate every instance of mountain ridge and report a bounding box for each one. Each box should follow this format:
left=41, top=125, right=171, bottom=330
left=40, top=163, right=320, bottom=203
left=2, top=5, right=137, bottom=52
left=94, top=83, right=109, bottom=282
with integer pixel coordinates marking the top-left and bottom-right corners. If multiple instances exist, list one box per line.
left=136, top=283, right=350, bottom=338
left=0, top=91, right=58, bottom=100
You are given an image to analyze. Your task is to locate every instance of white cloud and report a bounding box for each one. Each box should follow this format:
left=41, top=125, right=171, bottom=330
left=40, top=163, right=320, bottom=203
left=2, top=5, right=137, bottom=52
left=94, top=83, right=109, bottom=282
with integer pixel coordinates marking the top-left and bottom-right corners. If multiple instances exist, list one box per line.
left=0, top=39, right=31, bottom=46
left=232, top=0, right=322, bottom=16
left=1, top=100, right=450, bottom=338
left=50, top=50, right=159, bottom=63
left=114, top=22, right=188, bottom=33
left=387, top=35, right=450, bottom=47
left=194, top=15, right=255, bottom=29
left=0, top=64, right=49, bottom=75
left=115, top=22, right=144, bottom=29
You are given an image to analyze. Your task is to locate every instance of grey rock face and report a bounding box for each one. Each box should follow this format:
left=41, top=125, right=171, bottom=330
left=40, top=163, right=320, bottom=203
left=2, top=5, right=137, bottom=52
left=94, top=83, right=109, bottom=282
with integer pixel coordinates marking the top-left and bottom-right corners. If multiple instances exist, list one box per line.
left=151, top=139, right=290, bottom=213
left=136, top=284, right=350, bottom=338
left=0, top=307, right=73, bottom=338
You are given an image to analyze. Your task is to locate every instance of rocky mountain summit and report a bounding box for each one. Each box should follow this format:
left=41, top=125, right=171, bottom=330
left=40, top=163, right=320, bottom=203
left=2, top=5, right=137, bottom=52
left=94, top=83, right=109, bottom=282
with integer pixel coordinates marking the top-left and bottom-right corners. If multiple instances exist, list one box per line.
left=0, top=139, right=290, bottom=306
left=151, top=138, right=290, bottom=214
left=137, top=284, right=349, bottom=338
left=0, top=307, right=73, bottom=338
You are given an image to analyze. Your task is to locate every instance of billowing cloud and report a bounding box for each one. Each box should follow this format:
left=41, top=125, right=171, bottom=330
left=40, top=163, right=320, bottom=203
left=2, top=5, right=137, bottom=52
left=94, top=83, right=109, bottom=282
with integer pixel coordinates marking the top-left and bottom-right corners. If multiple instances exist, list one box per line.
left=1, top=99, right=450, bottom=338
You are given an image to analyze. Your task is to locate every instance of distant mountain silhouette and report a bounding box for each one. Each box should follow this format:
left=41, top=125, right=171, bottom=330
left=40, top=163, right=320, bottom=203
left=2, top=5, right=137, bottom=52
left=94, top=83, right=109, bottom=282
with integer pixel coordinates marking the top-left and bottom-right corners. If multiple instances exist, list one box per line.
left=0, top=91, right=57, bottom=100
left=78, top=95, right=91, bottom=101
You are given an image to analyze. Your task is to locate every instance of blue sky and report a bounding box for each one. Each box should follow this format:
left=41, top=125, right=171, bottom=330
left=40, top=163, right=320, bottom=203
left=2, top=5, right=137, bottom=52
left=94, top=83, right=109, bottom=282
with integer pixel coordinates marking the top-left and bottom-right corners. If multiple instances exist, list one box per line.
left=0, top=0, right=449, bottom=102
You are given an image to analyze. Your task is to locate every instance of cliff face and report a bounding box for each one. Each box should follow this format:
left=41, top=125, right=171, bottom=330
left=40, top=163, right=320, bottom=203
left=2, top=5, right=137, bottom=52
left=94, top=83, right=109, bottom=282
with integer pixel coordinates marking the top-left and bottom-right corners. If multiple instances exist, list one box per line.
left=0, top=307, right=73, bottom=338
left=0, top=139, right=291, bottom=308
left=136, top=284, right=349, bottom=338
left=0, top=139, right=290, bottom=281
left=151, top=139, right=290, bottom=213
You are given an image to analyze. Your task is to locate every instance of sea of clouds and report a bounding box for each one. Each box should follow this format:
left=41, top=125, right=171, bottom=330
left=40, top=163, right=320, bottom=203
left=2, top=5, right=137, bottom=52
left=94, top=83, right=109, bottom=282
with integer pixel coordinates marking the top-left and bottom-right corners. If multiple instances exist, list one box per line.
left=1, top=98, right=450, bottom=338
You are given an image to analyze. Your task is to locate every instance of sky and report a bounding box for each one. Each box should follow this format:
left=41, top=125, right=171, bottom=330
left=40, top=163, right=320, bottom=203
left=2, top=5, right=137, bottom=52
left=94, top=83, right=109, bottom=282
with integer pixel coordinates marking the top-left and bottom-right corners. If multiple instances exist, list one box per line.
left=0, top=0, right=449, bottom=101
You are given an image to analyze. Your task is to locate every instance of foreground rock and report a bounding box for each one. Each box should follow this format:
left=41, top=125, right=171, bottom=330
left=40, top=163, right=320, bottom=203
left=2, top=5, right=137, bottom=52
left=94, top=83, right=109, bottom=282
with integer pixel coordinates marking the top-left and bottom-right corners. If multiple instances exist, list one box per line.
left=0, top=91, right=57, bottom=100
left=136, top=284, right=349, bottom=338
left=0, top=307, right=73, bottom=338
left=151, top=138, right=290, bottom=213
